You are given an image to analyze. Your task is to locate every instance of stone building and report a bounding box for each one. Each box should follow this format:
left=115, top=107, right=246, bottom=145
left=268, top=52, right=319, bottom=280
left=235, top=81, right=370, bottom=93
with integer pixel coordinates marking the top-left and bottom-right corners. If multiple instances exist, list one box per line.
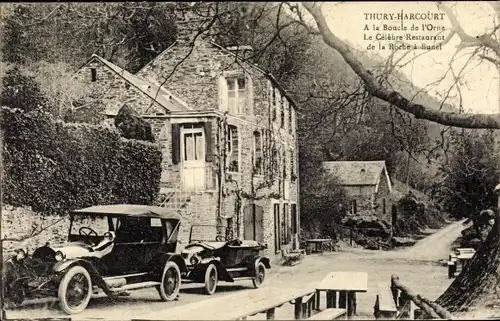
left=323, top=161, right=392, bottom=221
left=74, top=5, right=299, bottom=261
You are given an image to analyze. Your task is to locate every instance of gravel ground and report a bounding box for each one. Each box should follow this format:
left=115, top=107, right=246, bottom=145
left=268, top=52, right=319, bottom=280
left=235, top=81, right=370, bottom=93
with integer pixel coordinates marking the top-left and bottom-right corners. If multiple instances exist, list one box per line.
left=4, top=220, right=465, bottom=320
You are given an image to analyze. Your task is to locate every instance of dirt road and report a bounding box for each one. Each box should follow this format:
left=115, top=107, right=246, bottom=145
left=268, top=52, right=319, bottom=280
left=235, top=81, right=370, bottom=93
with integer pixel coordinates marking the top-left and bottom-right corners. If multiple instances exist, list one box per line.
left=5, top=220, right=465, bottom=320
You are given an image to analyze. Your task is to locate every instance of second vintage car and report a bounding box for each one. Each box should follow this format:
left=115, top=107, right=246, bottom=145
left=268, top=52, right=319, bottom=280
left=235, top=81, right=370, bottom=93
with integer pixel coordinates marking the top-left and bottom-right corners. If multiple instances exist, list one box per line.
left=2, top=204, right=186, bottom=314
left=180, top=224, right=271, bottom=294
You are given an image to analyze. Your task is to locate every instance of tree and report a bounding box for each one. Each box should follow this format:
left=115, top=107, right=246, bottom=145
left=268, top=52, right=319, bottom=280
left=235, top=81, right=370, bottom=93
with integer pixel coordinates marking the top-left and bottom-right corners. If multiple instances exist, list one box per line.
left=432, top=129, right=500, bottom=219
left=300, top=2, right=500, bottom=129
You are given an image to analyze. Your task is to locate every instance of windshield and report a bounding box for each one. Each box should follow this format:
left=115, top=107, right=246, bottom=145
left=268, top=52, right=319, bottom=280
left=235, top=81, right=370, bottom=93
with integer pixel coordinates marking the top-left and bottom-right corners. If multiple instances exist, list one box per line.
left=189, top=225, right=230, bottom=243
left=69, top=214, right=110, bottom=236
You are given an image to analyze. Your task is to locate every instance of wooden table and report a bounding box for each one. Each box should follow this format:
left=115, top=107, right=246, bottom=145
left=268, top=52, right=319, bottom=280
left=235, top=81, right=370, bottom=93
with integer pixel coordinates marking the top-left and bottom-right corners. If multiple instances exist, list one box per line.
left=316, top=271, right=368, bottom=317
left=306, top=238, right=334, bottom=254
left=138, top=286, right=316, bottom=320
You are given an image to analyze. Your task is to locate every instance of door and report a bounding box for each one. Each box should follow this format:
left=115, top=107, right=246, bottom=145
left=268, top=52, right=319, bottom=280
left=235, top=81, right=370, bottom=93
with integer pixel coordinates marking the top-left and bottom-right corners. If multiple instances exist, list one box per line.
left=243, top=204, right=264, bottom=242
left=274, top=203, right=280, bottom=253
left=181, top=126, right=206, bottom=191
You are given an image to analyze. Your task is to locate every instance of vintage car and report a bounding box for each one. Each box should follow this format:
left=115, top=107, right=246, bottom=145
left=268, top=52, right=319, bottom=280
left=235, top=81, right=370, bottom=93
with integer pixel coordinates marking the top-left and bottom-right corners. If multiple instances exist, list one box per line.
left=2, top=204, right=187, bottom=315
left=180, top=224, right=271, bottom=295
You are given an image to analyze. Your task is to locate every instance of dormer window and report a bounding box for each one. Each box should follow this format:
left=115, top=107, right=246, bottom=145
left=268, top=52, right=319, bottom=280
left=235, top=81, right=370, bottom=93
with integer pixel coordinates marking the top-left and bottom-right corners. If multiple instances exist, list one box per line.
left=91, top=68, right=97, bottom=82
left=227, top=77, right=246, bottom=114
left=219, top=72, right=252, bottom=115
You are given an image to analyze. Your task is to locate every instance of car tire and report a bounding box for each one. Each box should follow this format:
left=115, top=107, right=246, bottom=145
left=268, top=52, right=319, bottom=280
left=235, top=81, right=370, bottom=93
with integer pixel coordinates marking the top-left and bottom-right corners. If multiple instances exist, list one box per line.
left=157, top=261, right=181, bottom=301
left=203, top=263, right=218, bottom=295
left=252, top=262, right=266, bottom=288
left=58, top=265, right=92, bottom=315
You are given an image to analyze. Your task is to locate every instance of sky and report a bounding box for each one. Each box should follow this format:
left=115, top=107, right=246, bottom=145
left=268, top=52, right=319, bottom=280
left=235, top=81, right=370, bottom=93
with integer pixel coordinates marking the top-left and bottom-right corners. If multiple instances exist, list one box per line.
left=321, top=1, right=500, bottom=114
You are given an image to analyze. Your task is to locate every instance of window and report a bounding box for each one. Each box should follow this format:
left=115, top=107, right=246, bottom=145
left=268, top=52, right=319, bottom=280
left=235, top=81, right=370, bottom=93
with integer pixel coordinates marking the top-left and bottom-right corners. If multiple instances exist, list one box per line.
left=253, top=131, right=263, bottom=175
left=280, top=93, right=285, bottom=128
left=290, top=149, right=295, bottom=178
left=383, top=198, right=386, bottom=215
left=270, top=85, right=277, bottom=122
left=90, top=68, right=97, bottom=82
left=227, top=77, right=247, bottom=114
left=227, top=125, right=239, bottom=172
left=350, top=200, right=357, bottom=214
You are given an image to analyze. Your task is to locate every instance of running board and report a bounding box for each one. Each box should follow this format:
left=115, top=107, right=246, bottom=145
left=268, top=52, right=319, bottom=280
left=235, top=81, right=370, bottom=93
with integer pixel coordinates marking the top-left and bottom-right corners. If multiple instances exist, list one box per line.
left=227, top=267, right=248, bottom=272
left=230, top=277, right=254, bottom=281
left=104, top=272, right=149, bottom=281
left=109, top=281, right=161, bottom=292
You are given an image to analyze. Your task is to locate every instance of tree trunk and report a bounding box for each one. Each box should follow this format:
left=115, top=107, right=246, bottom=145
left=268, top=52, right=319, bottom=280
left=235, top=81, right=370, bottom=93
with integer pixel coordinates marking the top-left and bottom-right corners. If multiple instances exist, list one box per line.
left=436, top=211, right=500, bottom=312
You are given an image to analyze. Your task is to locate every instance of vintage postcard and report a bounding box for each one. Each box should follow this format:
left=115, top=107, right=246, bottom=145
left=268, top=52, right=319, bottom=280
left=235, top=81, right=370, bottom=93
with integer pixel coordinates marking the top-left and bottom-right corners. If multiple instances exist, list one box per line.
left=1, top=1, right=498, bottom=320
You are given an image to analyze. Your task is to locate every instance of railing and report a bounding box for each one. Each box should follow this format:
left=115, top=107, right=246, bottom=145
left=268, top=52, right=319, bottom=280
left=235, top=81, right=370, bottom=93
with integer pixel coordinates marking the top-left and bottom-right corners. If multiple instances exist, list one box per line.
left=159, top=181, right=192, bottom=211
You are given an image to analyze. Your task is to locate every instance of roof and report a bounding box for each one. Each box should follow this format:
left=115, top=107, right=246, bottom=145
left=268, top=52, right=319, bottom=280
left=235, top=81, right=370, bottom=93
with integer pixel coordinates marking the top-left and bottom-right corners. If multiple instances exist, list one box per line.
left=83, top=55, right=190, bottom=114
left=135, top=40, right=297, bottom=110
left=73, top=204, right=182, bottom=220
left=323, top=161, right=390, bottom=187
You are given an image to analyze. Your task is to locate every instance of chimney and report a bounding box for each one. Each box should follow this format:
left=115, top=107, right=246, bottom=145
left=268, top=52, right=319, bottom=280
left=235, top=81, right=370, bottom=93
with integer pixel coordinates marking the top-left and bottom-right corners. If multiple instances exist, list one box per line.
left=174, top=2, right=216, bottom=45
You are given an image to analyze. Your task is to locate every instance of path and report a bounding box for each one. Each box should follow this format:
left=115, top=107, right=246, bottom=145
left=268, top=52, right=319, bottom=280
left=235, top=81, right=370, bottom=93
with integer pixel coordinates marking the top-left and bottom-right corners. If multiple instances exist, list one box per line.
left=5, top=220, right=466, bottom=320
left=385, top=218, right=466, bottom=261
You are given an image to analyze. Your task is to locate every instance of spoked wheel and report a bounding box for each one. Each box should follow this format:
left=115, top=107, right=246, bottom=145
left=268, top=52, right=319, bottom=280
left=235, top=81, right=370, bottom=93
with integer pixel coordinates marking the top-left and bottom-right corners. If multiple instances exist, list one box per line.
left=203, top=264, right=218, bottom=295
left=157, top=261, right=181, bottom=301
left=58, top=266, right=92, bottom=315
left=252, top=262, right=266, bottom=288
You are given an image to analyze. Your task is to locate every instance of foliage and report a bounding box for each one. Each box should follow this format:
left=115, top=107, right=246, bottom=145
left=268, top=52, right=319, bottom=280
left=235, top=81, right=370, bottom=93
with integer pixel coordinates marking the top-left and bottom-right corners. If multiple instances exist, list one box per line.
left=1, top=3, right=177, bottom=72
left=114, top=104, right=155, bottom=142
left=299, top=140, right=350, bottom=237
left=431, top=129, right=500, bottom=219
left=0, top=67, right=48, bottom=113
left=1, top=106, right=162, bottom=215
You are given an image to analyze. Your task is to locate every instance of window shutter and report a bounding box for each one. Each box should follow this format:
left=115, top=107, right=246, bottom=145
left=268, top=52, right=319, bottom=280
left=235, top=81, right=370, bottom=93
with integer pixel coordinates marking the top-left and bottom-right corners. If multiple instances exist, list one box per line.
left=219, top=75, right=228, bottom=112
left=171, top=124, right=181, bottom=165
left=247, top=75, right=254, bottom=115
left=204, top=121, right=213, bottom=162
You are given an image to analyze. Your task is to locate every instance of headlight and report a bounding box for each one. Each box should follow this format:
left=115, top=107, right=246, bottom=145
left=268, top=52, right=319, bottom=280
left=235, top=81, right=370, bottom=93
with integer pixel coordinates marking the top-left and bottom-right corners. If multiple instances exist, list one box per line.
left=190, top=255, right=199, bottom=265
left=54, top=251, right=66, bottom=262
left=15, top=249, right=26, bottom=261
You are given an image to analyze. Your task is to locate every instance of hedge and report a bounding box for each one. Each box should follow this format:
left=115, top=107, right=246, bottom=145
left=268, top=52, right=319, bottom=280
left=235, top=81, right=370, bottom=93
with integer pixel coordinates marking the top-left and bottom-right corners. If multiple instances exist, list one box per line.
left=1, top=106, right=162, bottom=215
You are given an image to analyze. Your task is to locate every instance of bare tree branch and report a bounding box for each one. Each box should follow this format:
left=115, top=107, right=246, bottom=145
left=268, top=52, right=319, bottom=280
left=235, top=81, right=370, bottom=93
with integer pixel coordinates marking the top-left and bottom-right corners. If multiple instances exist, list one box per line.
left=302, top=2, right=500, bottom=129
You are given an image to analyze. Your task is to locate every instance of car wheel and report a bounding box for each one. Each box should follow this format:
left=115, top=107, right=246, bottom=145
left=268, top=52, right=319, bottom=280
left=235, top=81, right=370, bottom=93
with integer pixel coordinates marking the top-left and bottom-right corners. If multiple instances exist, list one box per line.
left=157, top=261, right=181, bottom=301
left=252, top=262, right=266, bottom=288
left=203, top=264, right=218, bottom=295
left=58, top=265, right=92, bottom=315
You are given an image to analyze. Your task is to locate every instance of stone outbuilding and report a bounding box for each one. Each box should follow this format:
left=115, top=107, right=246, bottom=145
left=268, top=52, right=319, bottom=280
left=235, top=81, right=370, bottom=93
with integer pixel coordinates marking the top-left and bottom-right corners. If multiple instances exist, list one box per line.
left=323, top=161, right=392, bottom=221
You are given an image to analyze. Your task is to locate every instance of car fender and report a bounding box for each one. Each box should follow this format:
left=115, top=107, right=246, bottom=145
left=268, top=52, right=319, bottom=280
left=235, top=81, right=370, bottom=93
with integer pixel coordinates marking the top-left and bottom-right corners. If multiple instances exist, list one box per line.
left=199, top=259, right=233, bottom=282
left=150, top=252, right=187, bottom=277
left=53, top=259, right=113, bottom=296
left=251, top=256, right=271, bottom=272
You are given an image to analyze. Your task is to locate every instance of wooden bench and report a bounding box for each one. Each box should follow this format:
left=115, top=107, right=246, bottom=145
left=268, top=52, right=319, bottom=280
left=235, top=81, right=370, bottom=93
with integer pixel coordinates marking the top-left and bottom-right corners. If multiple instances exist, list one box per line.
left=373, top=282, right=398, bottom=319
left=306, top=308, right=347, bottom=320
left=282, top=248, right=305, bottom=266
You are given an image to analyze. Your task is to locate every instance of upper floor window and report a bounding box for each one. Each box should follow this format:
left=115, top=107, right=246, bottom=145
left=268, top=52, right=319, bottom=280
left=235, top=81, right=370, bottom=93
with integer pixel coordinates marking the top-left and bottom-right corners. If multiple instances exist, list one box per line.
left=227, top=77, right=246, bottom=114
left=350, top=200, right=357, bottom=214
left=280, top=96, right=285, bottom=128
left=253, top=130, right=263, bottom=175
left=269, top=83, right=277, bottom=122
left=227, top=125, right=239, bottom=172
left=91, top=68, right=97, bottom=82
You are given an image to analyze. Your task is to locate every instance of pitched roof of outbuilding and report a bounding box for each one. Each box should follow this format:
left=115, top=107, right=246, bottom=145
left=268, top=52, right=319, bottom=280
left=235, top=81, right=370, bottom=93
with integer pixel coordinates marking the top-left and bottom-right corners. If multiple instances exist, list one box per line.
left=323, top=161, right=390, bottom=187
left=82, top=54, right=190, bottom=114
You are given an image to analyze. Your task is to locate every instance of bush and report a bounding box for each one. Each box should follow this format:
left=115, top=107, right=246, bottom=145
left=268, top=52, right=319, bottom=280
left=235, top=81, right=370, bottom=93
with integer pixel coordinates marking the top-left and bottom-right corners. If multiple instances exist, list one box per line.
left=1, top=106, right=162, bottom=215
